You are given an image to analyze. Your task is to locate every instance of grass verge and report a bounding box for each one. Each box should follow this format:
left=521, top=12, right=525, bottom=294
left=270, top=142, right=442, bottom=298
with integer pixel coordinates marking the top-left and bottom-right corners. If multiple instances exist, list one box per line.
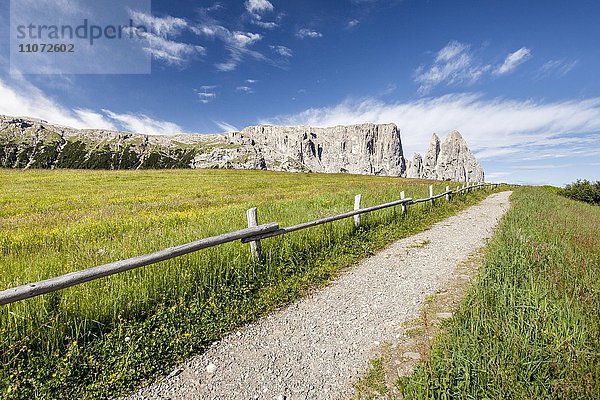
left=352, top=252, right=485, bottom=400
left=0, top=169, right=498, bottom=399
left=394, top=187, right=599, bottom=399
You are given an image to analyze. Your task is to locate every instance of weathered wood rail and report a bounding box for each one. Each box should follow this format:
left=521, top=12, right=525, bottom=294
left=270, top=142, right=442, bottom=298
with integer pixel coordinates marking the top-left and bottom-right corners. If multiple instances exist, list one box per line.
left=0, top=182, right=501, bottom=306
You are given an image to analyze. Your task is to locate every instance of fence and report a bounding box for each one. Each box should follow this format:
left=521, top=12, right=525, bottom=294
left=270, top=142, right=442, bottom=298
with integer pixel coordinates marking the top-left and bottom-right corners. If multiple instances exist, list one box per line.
left=0, top=182, right=501, bottom=306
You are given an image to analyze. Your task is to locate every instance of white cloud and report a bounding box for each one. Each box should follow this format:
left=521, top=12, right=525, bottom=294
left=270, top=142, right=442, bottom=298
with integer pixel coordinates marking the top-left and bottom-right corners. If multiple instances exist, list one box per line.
left=141, top=33, right=205, bottom=66
left=197, top=93, right=216, bottom=103
left=128, top=11, right=205, bottom=66
left=253, top=20, right=278, bottom=29
left=73, top=109, right=117, bottom=130
left=129, top=11, right=188, bottom=37
left=102, top=110, right=183, bottom=135
left=494, top=47, right=532, bottom=75
left=195, top=86, right=218, bottom=104
left=244, top=0, right=278, bottom=30
left=246, top=79, right=258, bottom=84
left=539, top=59, right=578, bottom=78
left=0, top=74, right=115, bottom=129
left=436, top=41, right=469, bottom=62
left=263, top=93, right=600, bottom=164
left=245, top=0, right=274, bottom=14
left=194, top=24, right=265, bottom=71
left=0, top=75, right=182, bottom=134
left=415, top=41, right=490, bottom=94
left=236, top=86, right=254, bottom=93
left=231, top=32, right=262, bottom=47
left=416, top=42, right=534, bottom=93
left=270, top=45, right=293, bottom=58
left=297, top=29, right=323, bottom=39
left=215, top=121, right=240, bottom=132
left=346, top=19, right=360, bottom=29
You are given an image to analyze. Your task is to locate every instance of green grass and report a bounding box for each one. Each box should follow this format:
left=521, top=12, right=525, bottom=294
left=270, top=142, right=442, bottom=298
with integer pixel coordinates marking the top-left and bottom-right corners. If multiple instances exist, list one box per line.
left=398, top=187, right=600, bottom=399
left=0, top=169, right=496, bottom=399
left=353, top=357, right=390, bottom=399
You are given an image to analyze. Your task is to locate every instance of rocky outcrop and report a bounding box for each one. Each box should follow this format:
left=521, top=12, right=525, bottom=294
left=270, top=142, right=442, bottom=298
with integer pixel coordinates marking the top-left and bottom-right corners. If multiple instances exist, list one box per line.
left=228, top=123, right=405, bottom=175
left=422, top=133, right=440, bottom=179
left=0, top=115, right=483, bottom=181
left=406, top=131, right=484, bottom=182
left=435, top=130, right=484, bottom=182
left=405, top=153, right=423, bottom=179
left=0, top=115, right=254, bottom=170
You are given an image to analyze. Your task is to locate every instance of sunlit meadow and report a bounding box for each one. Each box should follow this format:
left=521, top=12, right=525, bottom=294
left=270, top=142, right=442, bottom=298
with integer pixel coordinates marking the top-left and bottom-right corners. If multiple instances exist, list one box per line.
left=0, top=168, right=492, bottom=398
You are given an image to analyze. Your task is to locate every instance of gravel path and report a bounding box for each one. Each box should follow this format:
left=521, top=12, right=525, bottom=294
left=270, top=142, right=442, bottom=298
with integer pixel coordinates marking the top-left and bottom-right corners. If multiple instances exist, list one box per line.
left=127, top=191, right=512, bottom=400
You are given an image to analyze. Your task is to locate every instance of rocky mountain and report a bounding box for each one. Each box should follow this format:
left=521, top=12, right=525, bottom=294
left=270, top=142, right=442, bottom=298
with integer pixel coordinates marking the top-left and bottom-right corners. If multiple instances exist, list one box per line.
left=406, top=131, right=485, bottom=182
left=0, top=115, right=484, bottom=181
left=228, top=123, right=405, bottom=176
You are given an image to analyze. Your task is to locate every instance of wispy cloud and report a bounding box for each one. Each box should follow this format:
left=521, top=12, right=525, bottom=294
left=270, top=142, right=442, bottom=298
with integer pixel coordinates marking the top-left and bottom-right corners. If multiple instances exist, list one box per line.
left=297, top=28, right=323, bottom=39
left=253, top=20, right=278, bottom=29
left=128, top=11, right=205, bottom=66
left=194, top=23, right=265, bottom=72
left=102, top=109, right=183, bottom=135
left=245, top=0, right=274, bottom=14
left=538, top=59, right=578, bottom=78
left=415, top=41, right=490, bottom=94
left=346, top=19, right=360, bottom=29
left=0, top=73, right=115, bottom=129
left=494, top=47, right=532, bottom=75
left=197, top=93, right=216, bottom=103
left=215, top=121, right=240, bottom=132
left=236, top=86, right=253, bottom=93
left=129, top=11, right=188, bottom=36
left=415, top=42, right=536, bottom=93
left=270, top=45, right=293, bottom=57
left=244, top=0, right=278, bottom=29
left=263, top=93, right=600, bottom=165
left=141, top=34, right=205, bottom=66
left=195, top=86, right=218, bottom=104
left=0, top=75, right=183, bottom=134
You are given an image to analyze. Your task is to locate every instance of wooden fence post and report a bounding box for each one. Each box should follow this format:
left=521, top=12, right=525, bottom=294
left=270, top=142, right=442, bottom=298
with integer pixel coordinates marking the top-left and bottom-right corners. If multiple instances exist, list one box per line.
left=429, top=185, right=434, bottom=206
left=354, top=194, right=362, bottom=227
left=400, top=191, right=406, bottom=215
left=446, top=185, right=450, bottom=201
left=246, top=207, right=262, bottom=261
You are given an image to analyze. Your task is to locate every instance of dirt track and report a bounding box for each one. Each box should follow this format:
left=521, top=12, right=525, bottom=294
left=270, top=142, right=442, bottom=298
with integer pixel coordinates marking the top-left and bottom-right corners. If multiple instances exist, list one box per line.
left=127, top=191, right=512, bottom=400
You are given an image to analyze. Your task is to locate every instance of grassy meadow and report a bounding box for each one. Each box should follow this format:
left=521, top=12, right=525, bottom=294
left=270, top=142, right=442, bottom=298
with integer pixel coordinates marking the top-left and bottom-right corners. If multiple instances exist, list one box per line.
left=395, top=187, right=599, bottom=399
left=0, top=168, right=495, bottom=398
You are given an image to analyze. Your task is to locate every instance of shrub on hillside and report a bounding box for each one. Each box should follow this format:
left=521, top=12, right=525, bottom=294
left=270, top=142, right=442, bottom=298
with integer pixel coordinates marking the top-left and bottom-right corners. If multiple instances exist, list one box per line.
left=560, top=179, right=600, bottom=205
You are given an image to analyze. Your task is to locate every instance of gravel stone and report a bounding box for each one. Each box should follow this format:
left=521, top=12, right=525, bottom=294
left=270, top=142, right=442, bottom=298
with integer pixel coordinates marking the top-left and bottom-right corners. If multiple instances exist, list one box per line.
left=436, top=312, right=454, bottom=319
left=125, top=191, right=512, bottom=400
left=402, top=352, right=421, bottom=361
left=206, top=363, right=217, bottom=374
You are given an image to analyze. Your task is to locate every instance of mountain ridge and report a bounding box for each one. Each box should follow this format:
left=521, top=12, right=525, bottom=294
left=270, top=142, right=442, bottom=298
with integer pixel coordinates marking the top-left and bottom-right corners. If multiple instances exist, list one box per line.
left=0, top=115, right=484, bottom=181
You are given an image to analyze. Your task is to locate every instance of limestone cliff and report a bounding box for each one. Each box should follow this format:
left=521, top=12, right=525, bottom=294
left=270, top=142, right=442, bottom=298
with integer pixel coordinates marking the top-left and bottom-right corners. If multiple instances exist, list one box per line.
left=435, top=130, right=484, bottom=182
left=406, top=131, right=484, bottom=182
left=405, top=153, right=423, bottom=179
left=0, top=115, right=483, bottom=181
left=422, top=133, right=440, bottom=179
left=0, top=116, right=255, bottom=170
left=228, top=123, right=405, bottom=176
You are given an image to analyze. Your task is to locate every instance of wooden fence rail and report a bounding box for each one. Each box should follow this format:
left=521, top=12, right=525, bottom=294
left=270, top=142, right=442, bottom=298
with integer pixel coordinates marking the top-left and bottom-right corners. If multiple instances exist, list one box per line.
left=0, top=182, right=500, bottom=306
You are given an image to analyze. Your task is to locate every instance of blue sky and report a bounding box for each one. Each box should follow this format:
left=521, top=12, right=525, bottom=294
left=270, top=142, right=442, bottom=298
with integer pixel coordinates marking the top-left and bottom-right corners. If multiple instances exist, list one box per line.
left=1, top=0, right=599, bottom=185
